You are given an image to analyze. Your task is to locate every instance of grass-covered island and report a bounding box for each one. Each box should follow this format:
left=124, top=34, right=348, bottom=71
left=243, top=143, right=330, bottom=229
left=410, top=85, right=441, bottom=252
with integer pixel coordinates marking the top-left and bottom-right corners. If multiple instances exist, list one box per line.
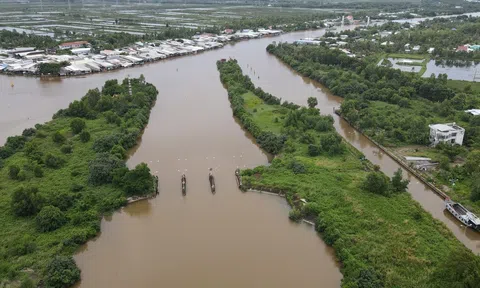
left=0, top=76, right=158, bottom=287
left=217, top=59, right=480, bottom=288
left=267, top=42, right=480, bottom=217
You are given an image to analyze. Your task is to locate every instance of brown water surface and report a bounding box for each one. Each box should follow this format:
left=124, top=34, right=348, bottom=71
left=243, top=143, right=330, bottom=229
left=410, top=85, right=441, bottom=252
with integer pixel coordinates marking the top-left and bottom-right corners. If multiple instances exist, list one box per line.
left=1, top=25, right=480, bottom=288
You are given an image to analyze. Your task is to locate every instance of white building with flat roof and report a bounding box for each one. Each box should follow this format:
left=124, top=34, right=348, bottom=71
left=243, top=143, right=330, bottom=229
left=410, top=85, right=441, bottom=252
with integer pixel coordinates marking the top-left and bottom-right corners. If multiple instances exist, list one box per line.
left=466, top=109, right=480, bottom=116
left=429, top=123, right=465, bottom=146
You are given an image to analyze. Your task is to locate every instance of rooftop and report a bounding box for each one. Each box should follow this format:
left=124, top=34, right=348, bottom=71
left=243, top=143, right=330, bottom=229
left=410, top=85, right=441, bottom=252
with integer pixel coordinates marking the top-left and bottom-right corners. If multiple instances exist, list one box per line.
left=466, top=109, right=480, bottom=116
left=429, top=123, right=464, bottom=132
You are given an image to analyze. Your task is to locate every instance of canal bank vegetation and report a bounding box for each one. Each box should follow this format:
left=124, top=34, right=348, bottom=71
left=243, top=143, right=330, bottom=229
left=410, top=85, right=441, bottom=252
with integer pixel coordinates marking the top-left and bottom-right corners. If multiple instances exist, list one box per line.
left=0, top=76, right=158, bottom=287
left=217, top=59, right=480, bottom=288
left=268, top=42, right=480, bottom=215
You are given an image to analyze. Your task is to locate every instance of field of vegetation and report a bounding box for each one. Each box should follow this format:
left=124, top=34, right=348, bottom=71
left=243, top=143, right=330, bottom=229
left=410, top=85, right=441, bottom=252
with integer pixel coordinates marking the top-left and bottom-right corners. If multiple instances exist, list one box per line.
left=267, top=42, right=480, bottom=216
left=217, top=59, right=480, bottom=288
left=0, top=76, right=158, bottom=287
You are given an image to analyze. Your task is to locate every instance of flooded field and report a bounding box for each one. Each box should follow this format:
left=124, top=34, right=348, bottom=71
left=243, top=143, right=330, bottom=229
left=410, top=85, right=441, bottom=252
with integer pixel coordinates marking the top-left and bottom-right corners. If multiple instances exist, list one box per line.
left=1, top=25, right=480, bottom=287
left=382, top=57, right=423, bottom=73
left=423, top=60, right=480, bottom=82
left=0, top=3, right=332, bottom=37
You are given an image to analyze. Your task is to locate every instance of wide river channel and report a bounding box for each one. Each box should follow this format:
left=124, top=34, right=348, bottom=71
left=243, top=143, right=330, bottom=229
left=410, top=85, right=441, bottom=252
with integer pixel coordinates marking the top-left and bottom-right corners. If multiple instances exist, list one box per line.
left=1, top=24, right=479, bottom=288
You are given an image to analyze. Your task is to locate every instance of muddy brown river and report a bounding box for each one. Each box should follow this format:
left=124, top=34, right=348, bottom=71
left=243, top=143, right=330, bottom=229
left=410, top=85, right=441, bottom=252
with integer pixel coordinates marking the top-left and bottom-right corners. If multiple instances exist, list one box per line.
left=1, top=25, right=480, bottom=287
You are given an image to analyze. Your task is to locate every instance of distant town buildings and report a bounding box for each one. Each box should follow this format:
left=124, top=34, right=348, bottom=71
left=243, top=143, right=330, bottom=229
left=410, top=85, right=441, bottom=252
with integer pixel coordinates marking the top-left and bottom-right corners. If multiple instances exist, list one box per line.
left=429, top=123, right=465, bottom=146
left=58, top=41, right=90, bottom=50
left=295, top=38, right=322, bottom=45
left=0, top=29, right=283, bottom=76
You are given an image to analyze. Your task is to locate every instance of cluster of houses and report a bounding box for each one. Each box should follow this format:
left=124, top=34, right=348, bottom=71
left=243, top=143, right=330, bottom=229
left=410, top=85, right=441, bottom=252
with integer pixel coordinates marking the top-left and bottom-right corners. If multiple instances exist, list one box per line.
left=294, top=34, right=356, bottom=58
left=456, top=44, right=480, bottom=53
left=0, top=28, right=282, bottom=76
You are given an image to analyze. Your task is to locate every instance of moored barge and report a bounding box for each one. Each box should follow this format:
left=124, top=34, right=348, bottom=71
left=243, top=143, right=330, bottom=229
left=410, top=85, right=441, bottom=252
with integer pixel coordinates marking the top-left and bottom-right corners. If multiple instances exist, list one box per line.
left=445, top=199, right=480, bottom=231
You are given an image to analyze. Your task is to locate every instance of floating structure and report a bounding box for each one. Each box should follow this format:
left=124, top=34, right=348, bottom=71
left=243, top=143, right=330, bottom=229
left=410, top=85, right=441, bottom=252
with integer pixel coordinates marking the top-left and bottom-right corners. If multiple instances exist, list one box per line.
left=445, top=199, right=480, bottom=231
left=181, top=174, right=186, bottom=195
left=209, top=168, right=216, bottom=193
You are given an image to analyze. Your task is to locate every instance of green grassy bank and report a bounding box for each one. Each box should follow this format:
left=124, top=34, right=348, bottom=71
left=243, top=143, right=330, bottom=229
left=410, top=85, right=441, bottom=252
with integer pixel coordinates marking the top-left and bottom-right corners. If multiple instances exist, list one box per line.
left=217, top=59, right=480, bottom=288
left=0, top=76, right=158, bottom=287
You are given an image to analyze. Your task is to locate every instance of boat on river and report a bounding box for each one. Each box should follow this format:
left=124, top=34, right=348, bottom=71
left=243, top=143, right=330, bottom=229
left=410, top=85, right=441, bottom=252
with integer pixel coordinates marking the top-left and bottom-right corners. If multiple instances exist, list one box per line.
left=445, top=199, right=480, bottom=231
left=209, top=168, right=216, bottom=193
left=181, top=174, right=186, bottom=195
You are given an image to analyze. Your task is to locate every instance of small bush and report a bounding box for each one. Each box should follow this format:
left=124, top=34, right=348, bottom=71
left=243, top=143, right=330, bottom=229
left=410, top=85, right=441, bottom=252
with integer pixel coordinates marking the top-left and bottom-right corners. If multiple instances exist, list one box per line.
left=88, top=153, right=124, bottom=185
left=52, top=131, right=66, bottom=144
left=35, top=206, right=67, bottom=232
left=110, top=144, right=127, bottom=160
left=8, top=165, right=20, bottom=180
left=34, top=165, right=44, bottom=178
left=289, top=159, right=306, bottom=174
left=45, top=154, right=64, bottom=169
left=362, top=172, right=390, bottom=196
left=45, top=256, right=80, bottom=288
left=17, top=170, right=27, bottom=181
left=92, top=134, right=121, bottom=153
left=8, top=235, right=36, bottom=256
left=11, top=186, right=43, bottom=217
left=289, top=209, right=302, bottom=222
left=307, top=144, right=321, bottom=156
left=79, top=131, right=90, bottom=143
left=70, top=183, right=84, bottom=192
left=19, top=277, right=35, bottom=288
left=60, top=145, right=73, bottom=154
left=22, top=128, right=36, bottom=137
left=70, top=118, right=86, bottom=134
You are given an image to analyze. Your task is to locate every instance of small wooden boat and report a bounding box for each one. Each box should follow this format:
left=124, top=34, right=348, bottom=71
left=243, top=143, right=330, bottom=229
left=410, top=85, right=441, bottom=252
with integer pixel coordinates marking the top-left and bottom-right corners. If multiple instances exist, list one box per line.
left=235, top=168, right=241, bottom=188
left=445, top=199, right=480, bottom=231
left=209, top=168, right=215, bottom=193
left=181, top=174, right=186, bottom=195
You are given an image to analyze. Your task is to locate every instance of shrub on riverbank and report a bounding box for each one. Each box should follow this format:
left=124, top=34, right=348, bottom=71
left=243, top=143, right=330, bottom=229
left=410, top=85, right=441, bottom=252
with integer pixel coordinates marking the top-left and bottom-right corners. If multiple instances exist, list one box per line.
left=0, top=77, right=158, bottom=286
left=219, top=59, right=480, bottom=287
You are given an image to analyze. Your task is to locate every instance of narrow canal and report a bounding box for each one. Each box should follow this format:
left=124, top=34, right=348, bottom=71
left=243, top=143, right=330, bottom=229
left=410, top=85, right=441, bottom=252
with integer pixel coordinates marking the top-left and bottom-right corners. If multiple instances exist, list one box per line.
left=0, top=24, right=479, bottom=287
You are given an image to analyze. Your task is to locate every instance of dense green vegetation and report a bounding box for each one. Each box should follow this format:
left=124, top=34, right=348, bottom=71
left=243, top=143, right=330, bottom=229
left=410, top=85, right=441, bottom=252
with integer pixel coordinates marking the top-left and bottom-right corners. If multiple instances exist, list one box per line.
left=0, top=76, right=158, bottom=287
left=0, top=30, right=57, bottom=49
left=217, top=59, right=480, bottom=288
left=38, top=62, right=70, bottom=76
left=268, top=42, right=480, bottom=214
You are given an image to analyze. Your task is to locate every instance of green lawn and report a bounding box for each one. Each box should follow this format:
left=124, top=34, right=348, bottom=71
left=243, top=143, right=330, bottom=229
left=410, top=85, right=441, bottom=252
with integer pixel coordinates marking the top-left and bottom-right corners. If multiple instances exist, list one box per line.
left=447, top=79, right=480, bottom=93
left=242, top=91, right=287, bottom=134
